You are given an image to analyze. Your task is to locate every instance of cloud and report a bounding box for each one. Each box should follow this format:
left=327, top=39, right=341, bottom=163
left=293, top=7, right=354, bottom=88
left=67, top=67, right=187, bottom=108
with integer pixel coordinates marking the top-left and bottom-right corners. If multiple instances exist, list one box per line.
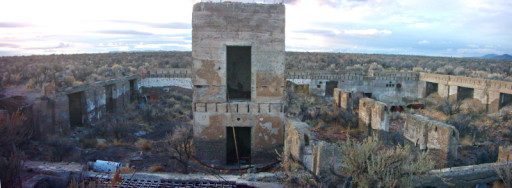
left=110, top=20, right=191, bottom=29
left=418, top=40, right=429, bottom=44
left=151, top=22, right=191, bottom=29
left=0, top=43, right=20, bottom=48
left=0, top=22, right=31, bottom=28
left=98, top=30, right=153, bottom=36
left=408, top=23, right=431, bottom=28
left=343, top=29, right=392, bottom=36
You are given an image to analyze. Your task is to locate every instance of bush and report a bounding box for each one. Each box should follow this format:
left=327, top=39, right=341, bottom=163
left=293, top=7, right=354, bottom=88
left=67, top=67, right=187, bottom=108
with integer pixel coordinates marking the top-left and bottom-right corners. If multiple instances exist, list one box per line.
left=45, top=136, right=76, bottom=162
left=339, top=135, right=434, bottom=187
left=0, top=147, right=25, bottom=188
left=136, top=139, right=152, bottom=152
left=165, top=125, right=193, bottom=174
left=148, top=164, right=165, bottom=172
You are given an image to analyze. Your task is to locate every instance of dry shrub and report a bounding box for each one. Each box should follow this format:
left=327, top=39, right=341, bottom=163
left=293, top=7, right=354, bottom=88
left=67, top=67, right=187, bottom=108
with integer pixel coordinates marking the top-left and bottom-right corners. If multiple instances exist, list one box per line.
left=113, top=139, right=123, bottom=146
left=165, top=125, right=193, bottom=174
left=148, top=164, right=165, bottom=172
left=96, top=140, right=108, bottom=149
left=0, top=110, right=33, bottom=157
left=120, top=166, right=136, bottom=174
left=420, top=108, right=448, bottom=121
left=45, top=135, right=76, bottom=162
left=0, top=147, right=25, bottom=188
left=136, top=139, right=152, bottom=152
left=339, top=135, right=434, bottom=187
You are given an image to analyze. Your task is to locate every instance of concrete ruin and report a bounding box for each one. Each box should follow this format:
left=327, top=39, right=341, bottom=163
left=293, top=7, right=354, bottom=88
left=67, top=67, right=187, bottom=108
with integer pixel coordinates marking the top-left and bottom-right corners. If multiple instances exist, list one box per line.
left=358, top=98, right=390, bottom=134
left=404, top=114, right=459, bottom=167
left=1, top=75, right=139, bottom=135
left=284, top=118, right=343, bottom=178
left=333, top=88, right=353, bottom=111
left=191, top=2, right=285, bottom=165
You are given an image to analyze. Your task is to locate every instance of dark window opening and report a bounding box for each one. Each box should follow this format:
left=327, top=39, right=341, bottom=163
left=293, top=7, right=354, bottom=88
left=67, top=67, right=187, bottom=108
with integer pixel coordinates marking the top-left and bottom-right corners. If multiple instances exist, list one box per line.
left=457, top=86, right=474, bottom=101
left=317, top=85, right=321, bottom=88
left=325, top=81, right=338, bottom=97
left=304, top=134, right=310, bottom=146
left=129, top=79, right=136, bottom=102
left=227, top=46, right=251, bottom=101
left=68, top=92, right=84, bottom=126
left=396, top=83, right=402, bottom=89
left=499, top=93, right=512, bottom=109
left=226, top=127, right=251, bottom=165
left=426, top=82, right=438, bottom=97
left=105, top=84, right=115, bottom=113
left=364, top=93, right=372, bottom=98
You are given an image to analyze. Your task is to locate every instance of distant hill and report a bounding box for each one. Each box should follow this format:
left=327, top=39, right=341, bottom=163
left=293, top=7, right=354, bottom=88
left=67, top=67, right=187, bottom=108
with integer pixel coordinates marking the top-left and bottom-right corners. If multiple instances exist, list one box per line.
left=481, top=54, right=512, bottom=60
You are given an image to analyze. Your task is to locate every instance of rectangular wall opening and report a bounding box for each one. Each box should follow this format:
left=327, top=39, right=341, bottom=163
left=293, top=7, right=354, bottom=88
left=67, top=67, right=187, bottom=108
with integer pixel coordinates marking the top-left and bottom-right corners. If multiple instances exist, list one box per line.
left=325, top=81, right=338, bottom=97
left=499, top=93, right=512, bottom=109
left=227, top=46, right=251, bottom=101
left=68, top=92, right=84, bottom=126
left=105, top=84, right=115, bottom=113
left=457, top=86, right=474, bottom=101
left=364, top=93, right=373, bottom=98
left=226, top=127, right=251, bottom=165
left=426, top=82, right=438, bottom=97
left=129, top=79, right=136, bottom=102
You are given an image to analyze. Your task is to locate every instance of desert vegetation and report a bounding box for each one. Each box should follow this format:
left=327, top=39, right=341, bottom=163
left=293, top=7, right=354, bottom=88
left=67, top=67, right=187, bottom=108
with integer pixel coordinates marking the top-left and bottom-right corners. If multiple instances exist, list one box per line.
left=1, top=51, right=511, bottom=91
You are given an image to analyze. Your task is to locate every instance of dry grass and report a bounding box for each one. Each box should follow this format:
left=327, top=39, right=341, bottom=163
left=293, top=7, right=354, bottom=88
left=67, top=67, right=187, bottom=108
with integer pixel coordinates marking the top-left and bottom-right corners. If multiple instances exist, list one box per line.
left=96, top=140, right=108, bottom=149
left=136, top=139, right=152, bottom=152
left=113, top=139, right=124, bottom=146
left=460, top=135, right=475, bottom=146
left=120, top=166, right=136, bottom=174
left=148, top=164, right=165, bottom=172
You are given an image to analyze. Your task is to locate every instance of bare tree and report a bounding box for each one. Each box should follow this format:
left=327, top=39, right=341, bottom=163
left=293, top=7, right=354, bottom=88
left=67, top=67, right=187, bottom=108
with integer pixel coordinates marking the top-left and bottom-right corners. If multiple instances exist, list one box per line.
left=166, top=125, right=194, bottom=174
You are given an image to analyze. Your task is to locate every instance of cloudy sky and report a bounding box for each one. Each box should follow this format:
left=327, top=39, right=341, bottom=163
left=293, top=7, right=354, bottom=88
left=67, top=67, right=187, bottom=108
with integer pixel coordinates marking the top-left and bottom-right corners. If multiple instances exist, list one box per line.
left=0, top=0, right=511, bottom=57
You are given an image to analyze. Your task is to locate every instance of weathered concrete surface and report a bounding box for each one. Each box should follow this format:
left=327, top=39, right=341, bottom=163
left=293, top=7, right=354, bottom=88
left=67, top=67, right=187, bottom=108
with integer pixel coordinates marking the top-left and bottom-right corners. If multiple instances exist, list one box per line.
left=311, top=141, right=343, bottom=178
left=333, top=88, right=352, bottom=111
left=417, top=162, right=511, bottom=187
left=358, top=98, right=390, bottom=134
left=498, top=145, right=512, bottom=162
left=192, top=2, right=285, bottom=165
left=284, top=118, right=312, bottom=164
left=140, top=78, right=192, bottom=89
left=404, top=114, right=459, bottom=167
left=22, top=161, right=83, bottom=188
left=420, top=72, right=512, bottom=113
left=192, top=2, right=285, bottom=103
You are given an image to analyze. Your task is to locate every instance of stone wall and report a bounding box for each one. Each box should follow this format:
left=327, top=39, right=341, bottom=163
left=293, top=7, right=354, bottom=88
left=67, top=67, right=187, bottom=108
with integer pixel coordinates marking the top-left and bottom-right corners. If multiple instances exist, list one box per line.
left=403, top=113, right=459, bottom=167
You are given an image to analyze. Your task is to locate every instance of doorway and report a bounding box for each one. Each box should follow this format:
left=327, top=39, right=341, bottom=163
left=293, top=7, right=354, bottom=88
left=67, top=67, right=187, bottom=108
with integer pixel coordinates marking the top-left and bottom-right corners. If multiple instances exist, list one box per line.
left=226, top=127, right=251, bottom=165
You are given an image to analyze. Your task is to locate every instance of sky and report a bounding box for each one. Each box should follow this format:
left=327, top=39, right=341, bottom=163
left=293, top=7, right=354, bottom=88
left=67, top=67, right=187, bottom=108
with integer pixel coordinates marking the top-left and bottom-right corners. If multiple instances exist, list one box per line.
left=0, top=0, right=511, bottom=57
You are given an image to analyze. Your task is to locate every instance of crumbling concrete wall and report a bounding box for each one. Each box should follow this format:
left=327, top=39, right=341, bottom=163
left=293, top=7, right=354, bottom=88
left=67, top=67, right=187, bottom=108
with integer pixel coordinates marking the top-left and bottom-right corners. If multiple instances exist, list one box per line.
left=311, top=141, right=343, bottom=177
left=403, top=113, right=459, bottom=167
left=192, top=2, right=285, bottom=165
left=371, top=101, right=390, bottom=131
left=31, top=75, right=139, bottom=135
left=420, top=72, right=512, bottom=113
left=284, top=118, right=313, bottom=165
left=333, top=88, right=352, bottom=111
left=358, top=98, right=390, bottom=133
